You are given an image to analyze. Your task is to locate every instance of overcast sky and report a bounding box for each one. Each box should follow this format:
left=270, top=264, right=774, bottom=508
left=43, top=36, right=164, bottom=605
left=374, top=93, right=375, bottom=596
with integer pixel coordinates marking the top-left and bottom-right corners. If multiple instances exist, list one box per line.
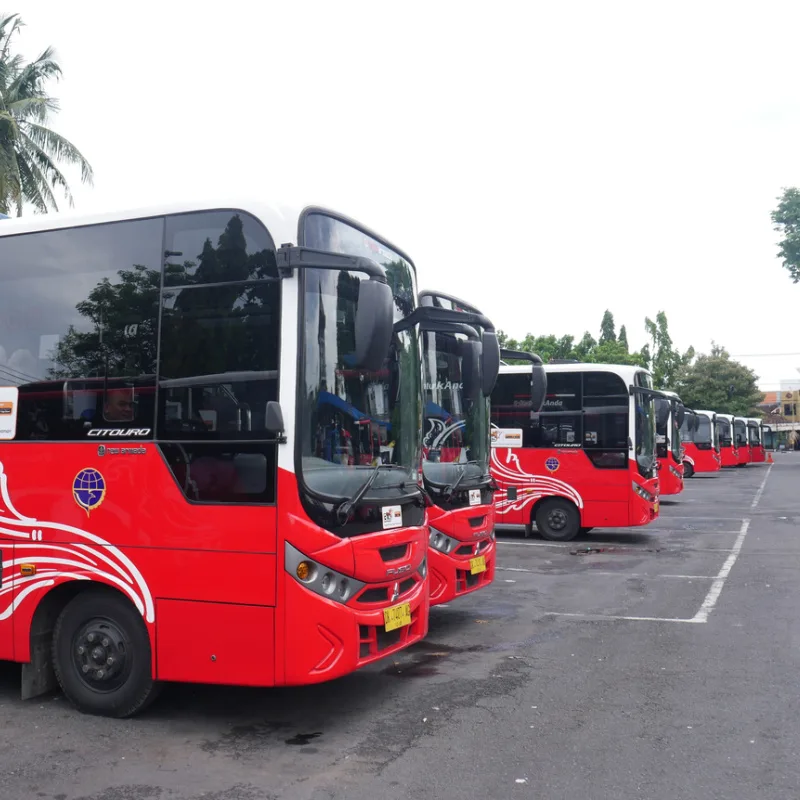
left=10, top=0, right=800, bottom=390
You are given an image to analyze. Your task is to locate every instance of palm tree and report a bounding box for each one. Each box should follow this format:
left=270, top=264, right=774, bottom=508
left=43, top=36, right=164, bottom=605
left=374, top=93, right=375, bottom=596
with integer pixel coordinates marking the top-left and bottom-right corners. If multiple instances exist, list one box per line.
left=0, top=13, right=93, bottom=216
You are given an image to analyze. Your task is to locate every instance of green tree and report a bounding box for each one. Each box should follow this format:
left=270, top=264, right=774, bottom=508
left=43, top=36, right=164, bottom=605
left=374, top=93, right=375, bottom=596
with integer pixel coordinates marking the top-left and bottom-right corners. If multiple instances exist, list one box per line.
left=599, top=310, right=616, bottom=344
left=676, top=343, right=762, bottom=415
left=618, top=324, right=628, bottom=351
left=587, top=338, right=648, bottom=368
left=573, top=331, right=597, bottom=360
left=0, top=13, right=93, bottom=215
left=644, top=311, right=694, bottom=389
left=771, top=187, right=800, bottom=283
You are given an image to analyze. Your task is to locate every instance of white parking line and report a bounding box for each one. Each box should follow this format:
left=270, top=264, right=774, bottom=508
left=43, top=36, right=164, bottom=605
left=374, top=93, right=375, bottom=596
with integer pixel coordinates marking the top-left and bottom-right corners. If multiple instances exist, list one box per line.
left=496, top=566, right=714, bottom=579
left=691, top=464, right=773, bottom=623
left=551, top=612, right=702, bottom=623
left=540, top=464, right=773, bottom=624
left=750, top=464, right=773, bottom=509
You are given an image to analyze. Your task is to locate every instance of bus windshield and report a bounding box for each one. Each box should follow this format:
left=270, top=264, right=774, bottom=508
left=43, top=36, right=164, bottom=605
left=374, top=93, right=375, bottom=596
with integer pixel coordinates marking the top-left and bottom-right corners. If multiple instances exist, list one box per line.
left=298, top=213, right=421, bottom=506
left=748, top=423, right=761, bottom=445
left=733, top=419, right=747, bottom=448
left=421, top=329, right=489, bottom=490
left=695, top=416, right=712, bottom=446
left=634, top=390, right=657, bottom=476
left=670, top=403, right=682, bottom=460
left=679, top=412, right=694, bottom=443
left=717, top=418, right=732, bottom=445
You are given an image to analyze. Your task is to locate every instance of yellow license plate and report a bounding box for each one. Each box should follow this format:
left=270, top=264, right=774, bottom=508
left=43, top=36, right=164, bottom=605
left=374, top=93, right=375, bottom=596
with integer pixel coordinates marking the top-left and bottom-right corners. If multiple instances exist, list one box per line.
left=383, top=602, right=411, bottom=632
left=469, top=555, right=487, bottom=575
left=654, top=500, right=659, bottom=513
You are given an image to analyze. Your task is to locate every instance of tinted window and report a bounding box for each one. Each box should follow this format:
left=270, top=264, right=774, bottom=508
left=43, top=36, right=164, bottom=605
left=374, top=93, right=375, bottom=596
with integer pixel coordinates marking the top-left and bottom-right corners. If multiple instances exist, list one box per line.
left=157, top=212, right=281, bottom=505
left=164, top=210, right=278, bottom=285
left=0, top=219, right=162, bottom=439
left=491, top=370, right=629, bottom=465
left=491, top=372, right=538, bottom=446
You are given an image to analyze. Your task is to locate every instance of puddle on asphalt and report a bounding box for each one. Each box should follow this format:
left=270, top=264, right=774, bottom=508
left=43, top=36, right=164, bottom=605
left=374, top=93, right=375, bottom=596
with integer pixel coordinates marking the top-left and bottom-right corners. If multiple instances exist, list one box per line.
left=286, top=732, right=323, bottom=745
left=570, top=546, right=661, bottom=555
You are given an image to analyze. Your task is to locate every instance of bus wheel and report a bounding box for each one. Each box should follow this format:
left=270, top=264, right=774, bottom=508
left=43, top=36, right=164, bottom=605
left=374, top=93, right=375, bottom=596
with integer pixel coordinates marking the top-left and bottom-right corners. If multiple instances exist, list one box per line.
left=52, top=589, right=158, bottom=718
left=683, top=461, right=694, bottom=479
left=535, top=499, right=580, bottom=542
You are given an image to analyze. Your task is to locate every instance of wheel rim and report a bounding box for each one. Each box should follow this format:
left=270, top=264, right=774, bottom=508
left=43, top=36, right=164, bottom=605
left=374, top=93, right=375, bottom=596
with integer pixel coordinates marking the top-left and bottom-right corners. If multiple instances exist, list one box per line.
left=547, top=508, right=568, bottom=531
left=71, top=617, right=131, bottom=692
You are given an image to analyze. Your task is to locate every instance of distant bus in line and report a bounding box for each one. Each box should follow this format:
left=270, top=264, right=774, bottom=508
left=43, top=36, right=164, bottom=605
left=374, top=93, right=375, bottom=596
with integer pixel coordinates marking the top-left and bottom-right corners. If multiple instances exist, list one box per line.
left=489, top=362, right=660, bottom=542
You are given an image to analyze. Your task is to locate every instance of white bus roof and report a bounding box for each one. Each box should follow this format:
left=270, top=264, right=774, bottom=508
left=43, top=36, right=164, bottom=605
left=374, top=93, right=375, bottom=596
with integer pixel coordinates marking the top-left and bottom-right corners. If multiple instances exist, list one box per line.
left=499, top=361, right=650, bottom=386
left=0, top=198, right=301, bottom=246
left=0, top=199, right=413, bottom=270
left=693, top=409, right=717, bottom=420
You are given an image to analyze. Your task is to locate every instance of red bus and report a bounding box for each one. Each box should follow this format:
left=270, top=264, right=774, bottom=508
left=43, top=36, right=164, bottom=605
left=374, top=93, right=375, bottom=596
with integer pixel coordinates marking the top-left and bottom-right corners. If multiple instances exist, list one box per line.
left=654, top=390, right=684, bottom=496
left=679, top=409, right=721, bottom=477
left=747, top=418, right=765, bottom=463
left=416, top=291, right=503, bottom=605
left=733, top=416, right=750, bottom=465
left=715, top=413, right=738, bottom=467
left=490, top=362, right=660, bottom=541
left=0, top=202, right=433, bottom=717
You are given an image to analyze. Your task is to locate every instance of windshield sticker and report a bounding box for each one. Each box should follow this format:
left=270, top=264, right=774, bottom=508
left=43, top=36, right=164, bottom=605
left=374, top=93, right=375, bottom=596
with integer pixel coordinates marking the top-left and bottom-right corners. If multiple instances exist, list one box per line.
left=490, top=427, right=523, bottom=448
left=381, top=505, right=402, bottom=530
left=469, top=489, right=481, bottom=506
left=0, top=387, right=18, bottom=441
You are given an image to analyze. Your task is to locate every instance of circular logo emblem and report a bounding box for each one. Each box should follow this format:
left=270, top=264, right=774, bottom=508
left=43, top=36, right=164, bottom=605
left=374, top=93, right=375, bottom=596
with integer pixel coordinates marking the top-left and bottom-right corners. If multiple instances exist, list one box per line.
left=73, top=468, right=106, bottom=517
left=544, top=457, right=560, bottom=472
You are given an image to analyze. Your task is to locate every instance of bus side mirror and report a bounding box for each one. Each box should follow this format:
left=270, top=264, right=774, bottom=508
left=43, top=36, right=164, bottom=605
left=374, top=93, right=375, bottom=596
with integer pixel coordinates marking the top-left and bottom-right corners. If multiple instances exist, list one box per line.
left=655, top=399, right=669, bottom=428
left=480, top=331, right=500, bottom=396
left=676, top=405, right=685, bottom=427
left=531, top=364, right=547, bottom=412
left=355, top=280, right=394, bottom=372
left=265, top=401, right=285, bottom=434
left=461, top=339, right=482, bottom=403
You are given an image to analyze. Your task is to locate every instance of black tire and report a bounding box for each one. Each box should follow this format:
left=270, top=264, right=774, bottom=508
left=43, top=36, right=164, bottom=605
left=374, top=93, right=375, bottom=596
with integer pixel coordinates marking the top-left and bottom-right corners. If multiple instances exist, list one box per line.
left=535, top=498, right=581, bottom=542
left=683, top=461, right=695, bottom=479
left=52, top=588, right=159, bottom=718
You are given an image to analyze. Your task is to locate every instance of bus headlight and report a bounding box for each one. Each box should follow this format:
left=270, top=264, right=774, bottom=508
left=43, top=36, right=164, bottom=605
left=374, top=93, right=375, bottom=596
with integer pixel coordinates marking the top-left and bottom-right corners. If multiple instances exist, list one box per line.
left=429, top=526, right=459, bottom=554
left=285, top=542, right=366, bottom=605
left=632, top=482, right=654, bottom=502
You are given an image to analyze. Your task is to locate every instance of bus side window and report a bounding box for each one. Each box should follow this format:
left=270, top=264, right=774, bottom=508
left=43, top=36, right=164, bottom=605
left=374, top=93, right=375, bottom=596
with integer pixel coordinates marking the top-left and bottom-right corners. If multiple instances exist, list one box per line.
left=157, top=210, right=280, bottom=505
left=1, top=218, right=162, bottom=440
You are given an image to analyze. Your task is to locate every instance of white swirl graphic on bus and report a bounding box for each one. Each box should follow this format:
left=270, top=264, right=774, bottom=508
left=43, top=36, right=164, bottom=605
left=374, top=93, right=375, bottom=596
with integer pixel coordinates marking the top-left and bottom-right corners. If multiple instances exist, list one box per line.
left=491, top=447, right=584, bottom=518
left=0, top=462, right=154, bottom=623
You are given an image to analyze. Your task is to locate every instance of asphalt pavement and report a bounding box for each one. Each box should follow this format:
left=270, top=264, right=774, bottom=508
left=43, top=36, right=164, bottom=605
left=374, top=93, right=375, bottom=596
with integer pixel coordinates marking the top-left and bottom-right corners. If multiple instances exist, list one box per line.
left=1, top=454, right=798, bottom=800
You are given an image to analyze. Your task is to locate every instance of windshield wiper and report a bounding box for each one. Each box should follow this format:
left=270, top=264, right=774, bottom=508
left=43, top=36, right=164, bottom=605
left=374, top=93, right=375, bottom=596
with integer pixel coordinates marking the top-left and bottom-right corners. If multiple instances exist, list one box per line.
left=336, top=463, right=406, bottom=526
left=443, top=460, right=481, bottom=500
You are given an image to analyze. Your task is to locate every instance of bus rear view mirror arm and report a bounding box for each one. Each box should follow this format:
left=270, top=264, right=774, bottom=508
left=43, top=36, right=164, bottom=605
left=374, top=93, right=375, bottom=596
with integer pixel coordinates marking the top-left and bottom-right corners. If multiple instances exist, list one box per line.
left=499, top=349, right=547, bottom=412
left=418, top=290, right=500, bottom=396
left=276, top=245, right=394, bottom=373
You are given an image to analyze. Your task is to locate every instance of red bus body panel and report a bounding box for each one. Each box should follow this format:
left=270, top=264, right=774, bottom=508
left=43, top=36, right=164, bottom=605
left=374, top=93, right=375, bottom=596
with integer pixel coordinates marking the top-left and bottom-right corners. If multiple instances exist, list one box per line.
left=657, top=453, right=684, bottom=496
left=737, top=445, right=751, bottom=465
left=0, top=445, right=428, bottom=685
left=681, top=443, right=721, bottom=474
left=490, top=448, right=659, bottom=530
left=719, top=445, right=739, bottom=468
left=427, top=503, right=496, bottom=606
left=751, top=445, right=766, bottom=463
